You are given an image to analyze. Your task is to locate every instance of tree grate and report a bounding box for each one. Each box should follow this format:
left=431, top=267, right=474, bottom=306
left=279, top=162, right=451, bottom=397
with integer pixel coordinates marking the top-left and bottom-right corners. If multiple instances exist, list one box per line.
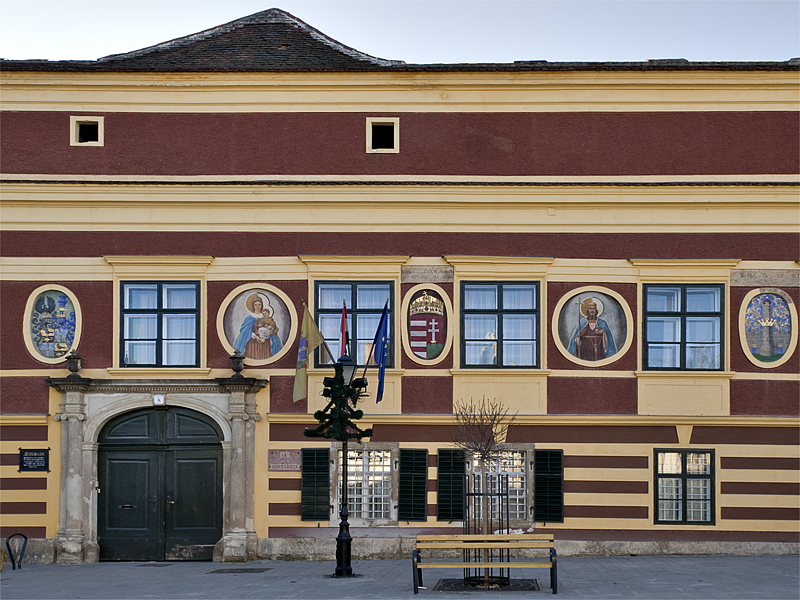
left=433, top=578, right=541, bottom=592
left=207, top=568, right=272, bottom=574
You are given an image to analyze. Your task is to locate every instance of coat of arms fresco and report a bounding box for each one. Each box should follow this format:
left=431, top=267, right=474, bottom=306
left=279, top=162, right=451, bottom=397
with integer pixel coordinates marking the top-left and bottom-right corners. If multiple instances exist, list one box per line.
left=743, top=291, right=793, bottom=363
left=407, top=290, right=447, bottom=360
left=30, top=290, right=77, bottom=359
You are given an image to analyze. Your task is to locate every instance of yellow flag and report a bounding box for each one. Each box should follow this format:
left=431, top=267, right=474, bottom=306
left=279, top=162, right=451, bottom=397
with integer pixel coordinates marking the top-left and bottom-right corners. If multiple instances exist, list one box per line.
left=293, top=304, right=332, bottom=401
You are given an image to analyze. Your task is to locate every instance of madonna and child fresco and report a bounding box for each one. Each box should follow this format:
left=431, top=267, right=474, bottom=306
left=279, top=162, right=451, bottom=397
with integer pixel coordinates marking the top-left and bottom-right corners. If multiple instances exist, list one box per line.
left=556, top=290, right=628, bottom=364
left=222, top=288, right=291, bottom=362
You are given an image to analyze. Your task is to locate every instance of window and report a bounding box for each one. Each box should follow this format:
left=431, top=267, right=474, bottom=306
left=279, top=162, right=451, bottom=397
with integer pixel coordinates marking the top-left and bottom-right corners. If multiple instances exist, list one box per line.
left=398, top=449, right=428, bottom=521
left=437, top=449, right=465, bottom=521
left=366, top=117, right=399, bottom=153
left=120, top=281, right=199, bottom=367
left=301, top=448, right=331, bottom=521
left=461, top=282, right=539, bottom=367
left=469, top=451, right=529, bottom=521
left=315, top=281, right=393, bottom=367
left=339, top=448, right=393, bottom=520
left=644, top=284, right=724, bottom=370
left=655, top=449, right=714, bottom=524
left=70, top=115, right=104, bottom=146
left=533, top=449, right=564, bottom=523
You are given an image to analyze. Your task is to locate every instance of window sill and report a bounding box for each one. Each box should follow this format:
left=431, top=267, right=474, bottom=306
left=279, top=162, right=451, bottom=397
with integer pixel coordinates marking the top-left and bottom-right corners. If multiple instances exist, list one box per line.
left=107, top=368, right=212, bottom=378
left=635, top=370, right=734, bottom=379
left=451, top=368, right=550, bottom=376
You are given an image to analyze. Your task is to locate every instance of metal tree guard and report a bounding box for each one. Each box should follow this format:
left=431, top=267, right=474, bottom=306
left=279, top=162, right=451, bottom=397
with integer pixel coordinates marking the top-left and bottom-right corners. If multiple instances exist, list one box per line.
left=462, top=473, right=511, bottom=587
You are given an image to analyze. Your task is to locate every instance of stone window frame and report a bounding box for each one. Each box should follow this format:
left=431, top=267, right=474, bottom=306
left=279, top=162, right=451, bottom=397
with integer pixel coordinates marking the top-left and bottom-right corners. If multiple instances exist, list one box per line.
left=366, top=117, right=400, bottom=153
left=69, top=115, right=104, bottom=146
left=654, top=448, right=716, bottom=525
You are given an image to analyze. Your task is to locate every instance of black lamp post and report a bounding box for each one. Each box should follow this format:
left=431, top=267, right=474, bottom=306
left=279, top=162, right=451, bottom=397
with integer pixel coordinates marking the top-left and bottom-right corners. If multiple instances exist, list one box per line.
left=305, top=354, right=371, bottom=578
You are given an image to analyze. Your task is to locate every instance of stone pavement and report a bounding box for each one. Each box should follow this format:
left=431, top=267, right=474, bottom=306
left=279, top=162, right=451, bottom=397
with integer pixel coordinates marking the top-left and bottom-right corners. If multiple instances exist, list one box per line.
left=1, top=555, right=798, bottom=599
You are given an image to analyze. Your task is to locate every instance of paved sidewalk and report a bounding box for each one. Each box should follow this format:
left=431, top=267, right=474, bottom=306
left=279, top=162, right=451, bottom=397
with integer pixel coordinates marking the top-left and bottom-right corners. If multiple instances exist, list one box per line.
left=1, top=555, right=798, bottom=599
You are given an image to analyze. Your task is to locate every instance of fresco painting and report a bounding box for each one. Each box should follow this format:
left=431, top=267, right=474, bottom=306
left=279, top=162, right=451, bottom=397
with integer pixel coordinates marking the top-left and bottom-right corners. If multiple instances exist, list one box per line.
left=407, top=289, right=447, bottom=360
left=557, top=291, right=627, bottom=363
left=744, top=291, right=792, bottom=363
left=222, top=288, right=292, bottom=362
left=30, top=290, right=77, bottom=359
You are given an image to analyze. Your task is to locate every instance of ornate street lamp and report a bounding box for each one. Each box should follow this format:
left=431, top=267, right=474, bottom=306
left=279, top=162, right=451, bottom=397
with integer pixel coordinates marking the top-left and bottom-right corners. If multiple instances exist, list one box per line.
left=305, top=354, right=371, bottom=578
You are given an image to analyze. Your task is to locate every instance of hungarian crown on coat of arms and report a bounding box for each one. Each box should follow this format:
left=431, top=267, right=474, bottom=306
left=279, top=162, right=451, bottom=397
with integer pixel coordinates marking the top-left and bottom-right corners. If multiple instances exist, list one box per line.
left=409, top=291, right=444, bottom=316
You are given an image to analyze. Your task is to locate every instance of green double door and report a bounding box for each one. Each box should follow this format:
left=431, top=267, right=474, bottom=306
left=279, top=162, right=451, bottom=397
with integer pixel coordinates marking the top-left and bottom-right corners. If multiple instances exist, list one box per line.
left=98, top=407, right=223, bottom=561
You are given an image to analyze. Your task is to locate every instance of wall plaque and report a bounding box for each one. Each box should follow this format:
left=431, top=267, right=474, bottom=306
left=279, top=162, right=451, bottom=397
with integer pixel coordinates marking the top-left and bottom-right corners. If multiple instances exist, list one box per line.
left=268, top=449, right=302, bottom=471
left=19, top=448, right=49, bottom=472
left=401, top=266, right=454, bottom=284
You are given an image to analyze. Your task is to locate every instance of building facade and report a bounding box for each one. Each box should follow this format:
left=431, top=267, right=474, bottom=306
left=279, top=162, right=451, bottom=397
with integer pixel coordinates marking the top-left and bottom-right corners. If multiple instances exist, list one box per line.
left=1, top=9, right=798, bottom=563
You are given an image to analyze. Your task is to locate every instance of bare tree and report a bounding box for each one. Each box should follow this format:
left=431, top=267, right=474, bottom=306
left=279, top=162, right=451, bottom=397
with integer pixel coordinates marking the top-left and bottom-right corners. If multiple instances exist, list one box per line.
left=450, top=397, right=517, bottom=587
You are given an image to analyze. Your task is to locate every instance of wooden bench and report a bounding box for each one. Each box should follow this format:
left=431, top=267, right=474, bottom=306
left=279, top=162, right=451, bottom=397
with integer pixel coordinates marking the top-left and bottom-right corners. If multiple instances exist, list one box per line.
left=411, top=533, right=557, bottom=594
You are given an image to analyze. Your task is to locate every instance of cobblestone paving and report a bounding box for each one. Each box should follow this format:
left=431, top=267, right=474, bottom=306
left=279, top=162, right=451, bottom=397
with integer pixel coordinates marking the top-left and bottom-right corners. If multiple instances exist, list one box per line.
left=1, top=555, right=798, bottom=599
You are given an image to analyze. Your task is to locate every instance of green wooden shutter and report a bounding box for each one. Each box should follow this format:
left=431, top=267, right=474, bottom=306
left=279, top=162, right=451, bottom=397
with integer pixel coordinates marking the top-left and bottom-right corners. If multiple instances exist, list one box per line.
left=534, top=449, right=564, bottom=523
left=398, top=449, right=428, bottom=521
left=437, top=449, right=465, bottom=521
left=301, top=448, right=330, bottom=521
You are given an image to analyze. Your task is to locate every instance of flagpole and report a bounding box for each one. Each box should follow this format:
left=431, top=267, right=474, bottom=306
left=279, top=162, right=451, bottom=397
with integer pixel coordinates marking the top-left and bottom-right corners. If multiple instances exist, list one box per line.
left=360, top=299, right=388, bottom=379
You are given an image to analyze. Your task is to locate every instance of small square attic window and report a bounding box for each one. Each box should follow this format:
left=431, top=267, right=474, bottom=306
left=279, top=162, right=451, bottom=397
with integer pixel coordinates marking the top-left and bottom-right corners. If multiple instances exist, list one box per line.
left=366, top=117, right=399, bottom=153
left=70, top=116, right=104, bottom=146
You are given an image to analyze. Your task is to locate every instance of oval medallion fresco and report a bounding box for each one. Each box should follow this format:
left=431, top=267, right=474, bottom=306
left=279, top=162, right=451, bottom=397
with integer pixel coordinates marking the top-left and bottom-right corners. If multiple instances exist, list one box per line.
left=25, top=286, right=81, bottom=363
left=553, top=287, right=632, bottom=367
left=740, top=288, right=797, bottom=368
left=401, top=285, right=453, bottom=365
left=219, top=285, right=295, bottom=365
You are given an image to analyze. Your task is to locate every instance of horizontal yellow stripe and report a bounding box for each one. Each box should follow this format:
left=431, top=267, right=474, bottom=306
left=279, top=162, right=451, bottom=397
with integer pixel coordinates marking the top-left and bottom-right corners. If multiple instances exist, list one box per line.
left=0, top=490, right=50, bottom=502
left=2, top=70, right=797, bottom=113
left=0, top=415, right=49, bottom=425
left=0, top=514, right=50, bottom=526
left=721, top=496, right=799, bottom=508
left=566, top=469, right=649, bottom=480
left=2, top=184, right=797, bottom=233
left=721, top=471, right=800, bottom=483
left=565, top=494, right=649, bottom=506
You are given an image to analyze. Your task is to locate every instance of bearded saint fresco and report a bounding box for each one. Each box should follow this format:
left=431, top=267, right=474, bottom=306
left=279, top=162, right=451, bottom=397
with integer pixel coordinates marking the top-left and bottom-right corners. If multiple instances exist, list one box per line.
left=558, top=292, right=627, bottom=363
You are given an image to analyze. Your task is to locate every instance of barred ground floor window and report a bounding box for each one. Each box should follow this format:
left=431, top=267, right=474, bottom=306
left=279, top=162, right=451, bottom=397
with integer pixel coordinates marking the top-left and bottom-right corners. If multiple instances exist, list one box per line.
left=655, top=449, right=715, bottom=524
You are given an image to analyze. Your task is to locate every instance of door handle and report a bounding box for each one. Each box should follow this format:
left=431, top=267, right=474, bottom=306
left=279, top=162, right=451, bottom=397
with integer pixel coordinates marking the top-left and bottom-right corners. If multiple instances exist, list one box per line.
left=147, top=497, right=157, bottom=504
left=166, top=496, right=175, bottom=506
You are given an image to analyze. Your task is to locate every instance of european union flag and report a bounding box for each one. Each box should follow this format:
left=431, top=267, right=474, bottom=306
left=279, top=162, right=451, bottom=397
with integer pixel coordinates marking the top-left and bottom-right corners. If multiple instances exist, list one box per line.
left=372, top=301, right=389, bottom=403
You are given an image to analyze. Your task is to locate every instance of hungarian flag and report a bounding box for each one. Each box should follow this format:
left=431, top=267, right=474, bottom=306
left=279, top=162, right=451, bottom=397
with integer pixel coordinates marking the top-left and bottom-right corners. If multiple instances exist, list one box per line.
left=293, top=303, right=333, bottom=402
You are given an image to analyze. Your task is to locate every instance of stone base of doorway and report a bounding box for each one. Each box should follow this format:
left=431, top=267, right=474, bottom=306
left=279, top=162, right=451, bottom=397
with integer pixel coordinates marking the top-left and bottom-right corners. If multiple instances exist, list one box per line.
left=256, top=538, right=800, bottom=561
left=433, top=578, right=541, bottom=592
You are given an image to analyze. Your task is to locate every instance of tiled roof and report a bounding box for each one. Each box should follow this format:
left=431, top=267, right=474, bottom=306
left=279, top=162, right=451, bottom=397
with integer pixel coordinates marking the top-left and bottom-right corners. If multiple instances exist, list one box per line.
left=1, top=8, right=797, bottom=72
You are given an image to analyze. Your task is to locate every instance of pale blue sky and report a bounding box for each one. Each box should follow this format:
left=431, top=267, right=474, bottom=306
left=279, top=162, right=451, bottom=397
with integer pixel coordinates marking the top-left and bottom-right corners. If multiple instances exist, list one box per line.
left=1, top=0, right=797, bottom=63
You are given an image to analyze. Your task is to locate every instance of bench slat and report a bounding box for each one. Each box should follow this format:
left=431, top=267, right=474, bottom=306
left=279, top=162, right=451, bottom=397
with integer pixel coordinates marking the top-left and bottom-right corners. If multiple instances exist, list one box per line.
left=416, top=542, right=554, bottom=550
left=417, top=534, right=553, bottom=541
left=415, top=562, right=553, bottom=569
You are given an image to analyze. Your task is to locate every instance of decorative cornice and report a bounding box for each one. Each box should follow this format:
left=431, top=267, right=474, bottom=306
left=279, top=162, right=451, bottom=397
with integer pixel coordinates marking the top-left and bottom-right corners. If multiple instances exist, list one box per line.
left=216, top=378, right=269, bottom=394
left=46, top=378, right=267, bottom=395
